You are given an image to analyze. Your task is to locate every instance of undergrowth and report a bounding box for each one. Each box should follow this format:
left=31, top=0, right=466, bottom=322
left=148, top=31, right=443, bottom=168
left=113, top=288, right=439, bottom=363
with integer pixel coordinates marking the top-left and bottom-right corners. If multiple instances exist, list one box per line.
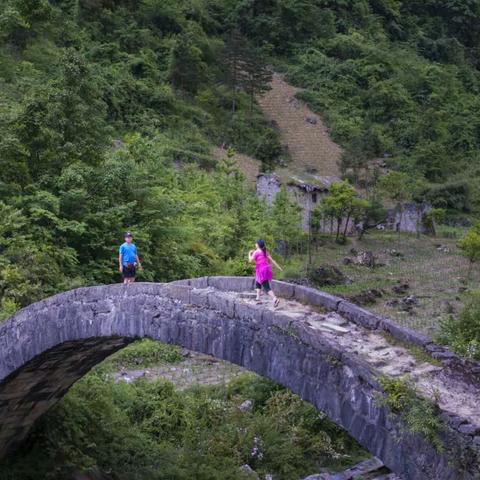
left=377, top=376, right=443, bottom=452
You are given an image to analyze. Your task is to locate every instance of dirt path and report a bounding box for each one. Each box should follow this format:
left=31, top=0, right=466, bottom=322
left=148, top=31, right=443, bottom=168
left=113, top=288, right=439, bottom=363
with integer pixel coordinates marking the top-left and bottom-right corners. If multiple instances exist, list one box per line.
left=257, top=73, right=342, bottom=180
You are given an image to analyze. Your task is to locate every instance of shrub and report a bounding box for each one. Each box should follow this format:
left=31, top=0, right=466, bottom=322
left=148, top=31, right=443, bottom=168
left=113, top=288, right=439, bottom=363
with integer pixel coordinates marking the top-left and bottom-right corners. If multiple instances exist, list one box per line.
left=458, top=221, right=480, bottom=277
left=422, top=181, right=471, bottom=211
left=438, top=291, right=480, bottom=360
left=377, top=376, right=443, bottom=452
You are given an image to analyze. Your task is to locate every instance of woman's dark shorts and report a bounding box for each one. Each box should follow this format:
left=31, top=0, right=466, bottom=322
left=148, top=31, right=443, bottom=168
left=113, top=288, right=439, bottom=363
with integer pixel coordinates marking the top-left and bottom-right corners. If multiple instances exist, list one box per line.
left=122, top=264, right=136, bottom=278
left=255, top=280, right=271, bottom=293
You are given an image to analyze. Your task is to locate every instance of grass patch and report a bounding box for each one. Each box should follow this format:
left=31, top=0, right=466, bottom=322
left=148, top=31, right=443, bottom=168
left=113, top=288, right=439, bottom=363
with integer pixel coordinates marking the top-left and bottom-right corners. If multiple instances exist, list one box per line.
left=106, top=339, right=183, bottom=369
left=278, top=231, right=480, bottom=336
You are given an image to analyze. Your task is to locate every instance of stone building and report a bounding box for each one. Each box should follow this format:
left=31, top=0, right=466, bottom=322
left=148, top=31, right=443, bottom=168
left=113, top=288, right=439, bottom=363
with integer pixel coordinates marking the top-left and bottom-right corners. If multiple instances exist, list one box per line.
left=256, top=173, right=430, bottom=234
left=256, top=173, right=334, bottom=230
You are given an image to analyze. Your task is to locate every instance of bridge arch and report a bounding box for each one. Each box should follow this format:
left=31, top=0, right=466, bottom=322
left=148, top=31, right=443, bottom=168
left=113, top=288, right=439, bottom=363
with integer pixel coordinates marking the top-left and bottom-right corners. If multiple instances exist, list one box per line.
left=0, top=277, right=478, bottom=479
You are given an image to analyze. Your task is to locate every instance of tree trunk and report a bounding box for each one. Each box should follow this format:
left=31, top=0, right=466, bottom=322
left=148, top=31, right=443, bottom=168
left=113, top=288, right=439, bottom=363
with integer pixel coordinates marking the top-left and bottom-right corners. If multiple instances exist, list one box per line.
left=335, top=217, right=342, bottom=242
left=343, top=211, right=351, bottom=242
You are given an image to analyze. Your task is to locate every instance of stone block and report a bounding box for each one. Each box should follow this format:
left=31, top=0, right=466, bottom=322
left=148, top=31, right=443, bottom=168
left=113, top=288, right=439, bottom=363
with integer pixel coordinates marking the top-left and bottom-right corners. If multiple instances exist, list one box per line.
left=187, top=276, right=209, bottom=289
left=337, top=301, right=381, bottom=329
left=234, top=301, right=263, bottom=322
left=189, top=289, right=209, bottom=307
left=458, top=423, right=480, bottom=436
left=161, top=284, right=192, bottom=304
left=271, top=280, right=295, bottom=298
left=293, top=285, right=341, bottom=311
left=207, top=276, right=254, bottom=292
left=167, top=279, right=190, bottom=286
left=379, top=317, right=431, bottom=347
left=207, top=292, right=235, bottom=318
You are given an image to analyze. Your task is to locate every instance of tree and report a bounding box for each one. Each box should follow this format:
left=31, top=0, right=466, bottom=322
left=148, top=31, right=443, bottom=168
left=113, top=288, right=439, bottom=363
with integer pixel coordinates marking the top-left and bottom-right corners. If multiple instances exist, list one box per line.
left=242, top=46, right=272, bottom=116
left=321, top=181, right=368, bottom=243
left=378, top=171, right=412, bottom=235
left=423, top=208, right=446, bottom=236
left=168, top=32, right=207, bottom=94
left=458, top=222, right=480, bottom=278
left=223, top=30, right=272, bottom=117
left=270, top=187, right=302, bottom=258
left=255, top=130, right=283, bottom=172
left=222, top=29, right=250, bottom=115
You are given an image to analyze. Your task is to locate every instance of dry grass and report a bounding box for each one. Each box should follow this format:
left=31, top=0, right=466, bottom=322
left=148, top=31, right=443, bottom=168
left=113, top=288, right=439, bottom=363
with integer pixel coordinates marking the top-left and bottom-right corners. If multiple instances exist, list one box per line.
left=278, top=230, right=479, bottom=336
left=257, top=72, right=342, bottom=181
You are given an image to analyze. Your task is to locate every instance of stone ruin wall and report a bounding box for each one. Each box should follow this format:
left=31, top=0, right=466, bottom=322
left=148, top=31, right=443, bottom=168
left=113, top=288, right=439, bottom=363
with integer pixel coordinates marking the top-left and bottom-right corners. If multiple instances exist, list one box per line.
left=256, top=174, right=430, bottom=234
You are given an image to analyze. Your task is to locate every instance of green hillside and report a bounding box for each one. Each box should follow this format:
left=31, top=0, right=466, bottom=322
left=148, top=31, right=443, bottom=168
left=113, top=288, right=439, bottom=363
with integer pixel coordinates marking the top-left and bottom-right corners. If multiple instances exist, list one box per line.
left=0, top=0, right=290, bottom=315
left=2, top=1, right=480, bottom=477
left=228, top=0, right=480, bottom=214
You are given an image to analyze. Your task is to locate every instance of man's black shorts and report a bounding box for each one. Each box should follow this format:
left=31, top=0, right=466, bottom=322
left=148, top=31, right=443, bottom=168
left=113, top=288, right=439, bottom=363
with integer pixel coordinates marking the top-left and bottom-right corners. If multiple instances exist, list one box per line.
left=255, top=280, right=271, bottom=292
left=122, top=264, right=136, bottom=278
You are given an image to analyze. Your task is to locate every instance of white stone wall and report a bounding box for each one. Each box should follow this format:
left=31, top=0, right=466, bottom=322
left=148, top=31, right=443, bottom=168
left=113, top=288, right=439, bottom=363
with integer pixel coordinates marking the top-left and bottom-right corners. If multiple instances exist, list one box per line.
left=256, top=174, right=429, bottom=235
left=386, top=203, right=431, bottom=234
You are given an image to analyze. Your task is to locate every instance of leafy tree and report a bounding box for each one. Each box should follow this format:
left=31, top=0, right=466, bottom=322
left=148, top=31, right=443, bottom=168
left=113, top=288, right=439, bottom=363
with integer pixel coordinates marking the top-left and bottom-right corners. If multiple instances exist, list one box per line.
left=255, top=129, right=283, bottom=172
left=320, top=181, right=368, bottom=243
left=242, top=46, right=272, bottom=116
left=222, top=28, right=250, bottom=114
left=270, top=187, right=302, bottom=258
left=168, top=31, right=207, bottom=94
left=423, top=208, right=446, bottom=236
left=458, top=221, right=480, bottom=278
left=439, top=291, right=480, bottom=360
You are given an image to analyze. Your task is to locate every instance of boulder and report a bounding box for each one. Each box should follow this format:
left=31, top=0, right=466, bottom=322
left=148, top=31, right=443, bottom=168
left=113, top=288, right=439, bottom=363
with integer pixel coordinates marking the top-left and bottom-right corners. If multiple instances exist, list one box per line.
left=308, top=265, right=349, bottom=287
left=239, top=400, right=253, bottom=413
left=239, top=465, right=259, bottom=479
left=402, top=295, right=418, bottom=306
left=356, top=251, right=376, bottom=267
left=392, top=283, right=409, bottom=295
left=349, top=289, right=383, bottom=306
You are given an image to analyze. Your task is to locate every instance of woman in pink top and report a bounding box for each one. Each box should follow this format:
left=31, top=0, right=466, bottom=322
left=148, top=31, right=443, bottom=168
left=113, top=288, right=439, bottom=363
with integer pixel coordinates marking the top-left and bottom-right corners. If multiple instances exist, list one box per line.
left=248, top=239, right=283, bottom=307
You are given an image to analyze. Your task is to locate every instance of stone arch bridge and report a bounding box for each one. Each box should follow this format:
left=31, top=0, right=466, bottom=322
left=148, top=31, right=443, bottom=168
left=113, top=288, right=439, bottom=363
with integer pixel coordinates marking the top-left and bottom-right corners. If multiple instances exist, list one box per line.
left=0, top=277, right=479, bottom=479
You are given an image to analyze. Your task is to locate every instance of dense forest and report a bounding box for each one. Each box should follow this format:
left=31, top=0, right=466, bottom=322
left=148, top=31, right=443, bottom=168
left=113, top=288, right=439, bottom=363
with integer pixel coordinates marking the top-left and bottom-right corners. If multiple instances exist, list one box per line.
left=2, top=0, right=480, bottom=314
left=2, top=0, right=480, bottom=478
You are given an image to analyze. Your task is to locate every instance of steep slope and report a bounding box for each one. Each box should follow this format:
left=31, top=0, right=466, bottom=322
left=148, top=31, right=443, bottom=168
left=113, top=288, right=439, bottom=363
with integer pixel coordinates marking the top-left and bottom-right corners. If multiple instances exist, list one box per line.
left=257, top=73, right=342, bottom=183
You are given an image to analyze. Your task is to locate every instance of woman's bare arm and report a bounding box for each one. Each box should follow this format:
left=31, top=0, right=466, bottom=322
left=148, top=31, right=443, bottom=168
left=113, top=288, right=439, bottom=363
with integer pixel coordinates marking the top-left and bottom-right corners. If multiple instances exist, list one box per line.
left=268, top=255, right=283, bottom=271
left=248, top=250, right=255, bottom=263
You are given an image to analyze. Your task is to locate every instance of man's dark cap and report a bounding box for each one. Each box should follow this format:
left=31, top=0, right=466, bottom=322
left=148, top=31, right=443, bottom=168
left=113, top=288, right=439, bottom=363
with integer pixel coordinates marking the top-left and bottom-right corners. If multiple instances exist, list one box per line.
left=124, top=232, right=133, bottom=238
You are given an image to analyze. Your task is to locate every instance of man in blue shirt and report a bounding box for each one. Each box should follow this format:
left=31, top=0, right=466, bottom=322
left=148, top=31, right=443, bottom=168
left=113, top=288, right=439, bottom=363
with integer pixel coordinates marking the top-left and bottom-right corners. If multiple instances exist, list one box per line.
left=118, top=232, right=142, bottom=284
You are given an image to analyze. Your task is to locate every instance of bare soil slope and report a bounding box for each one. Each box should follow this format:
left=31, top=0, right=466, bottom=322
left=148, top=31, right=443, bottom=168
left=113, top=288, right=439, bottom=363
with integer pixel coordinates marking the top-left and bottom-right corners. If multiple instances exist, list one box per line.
left=257, top=72, right=342, bottom=181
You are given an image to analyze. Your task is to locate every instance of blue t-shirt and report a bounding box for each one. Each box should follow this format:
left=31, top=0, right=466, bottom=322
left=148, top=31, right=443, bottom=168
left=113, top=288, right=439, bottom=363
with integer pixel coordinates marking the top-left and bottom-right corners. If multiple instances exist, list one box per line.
left=119, top=242, right=137, bottom=265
